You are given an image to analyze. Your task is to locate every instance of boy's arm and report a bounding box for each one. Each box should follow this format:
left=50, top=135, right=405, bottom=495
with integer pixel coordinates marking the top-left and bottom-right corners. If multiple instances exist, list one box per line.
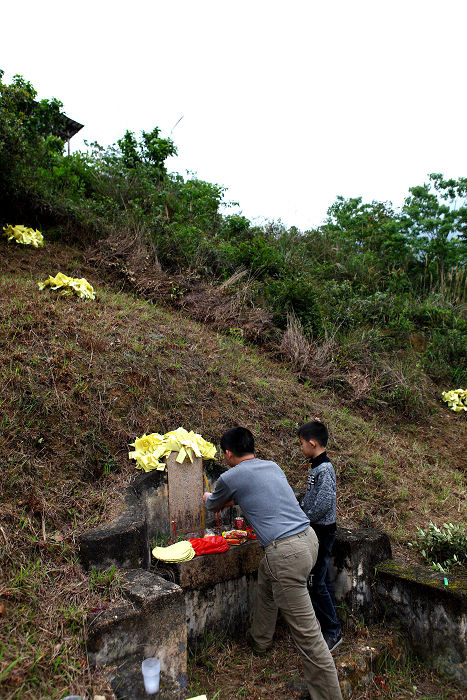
left=301, top=470, right=335, bottom=523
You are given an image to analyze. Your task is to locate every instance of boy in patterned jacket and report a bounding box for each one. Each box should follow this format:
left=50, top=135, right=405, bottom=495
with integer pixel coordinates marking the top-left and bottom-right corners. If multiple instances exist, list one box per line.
left=298, top=421, right=342, bottom=652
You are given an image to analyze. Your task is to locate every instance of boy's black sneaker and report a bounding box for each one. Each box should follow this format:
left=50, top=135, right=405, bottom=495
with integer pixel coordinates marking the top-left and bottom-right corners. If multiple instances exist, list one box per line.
left=325, top=633, right=343, bottom=653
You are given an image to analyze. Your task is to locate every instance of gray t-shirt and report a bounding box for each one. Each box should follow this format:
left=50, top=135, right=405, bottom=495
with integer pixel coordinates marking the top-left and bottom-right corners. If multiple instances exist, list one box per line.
left=205, top=457, right=309, bottom=547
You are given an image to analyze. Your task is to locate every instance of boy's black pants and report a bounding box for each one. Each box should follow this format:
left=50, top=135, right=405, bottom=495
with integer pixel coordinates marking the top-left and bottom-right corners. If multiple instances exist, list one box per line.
left=308, top=529, right=341, bottom=640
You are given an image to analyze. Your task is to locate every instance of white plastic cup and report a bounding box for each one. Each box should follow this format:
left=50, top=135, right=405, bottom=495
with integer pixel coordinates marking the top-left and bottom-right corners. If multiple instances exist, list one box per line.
left=141, top=657, right=160, bottom=694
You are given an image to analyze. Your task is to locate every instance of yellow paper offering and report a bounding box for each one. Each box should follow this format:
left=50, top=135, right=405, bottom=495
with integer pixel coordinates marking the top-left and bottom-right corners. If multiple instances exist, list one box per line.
left=441, top=389, right=467, bottom=412
left=38, top=272, right=95, bottom=300
left=3, top=224, right=44, bottom=247
left=129, top=427, right=216, bottom=472
left=152, top=541, right=195, bottom=562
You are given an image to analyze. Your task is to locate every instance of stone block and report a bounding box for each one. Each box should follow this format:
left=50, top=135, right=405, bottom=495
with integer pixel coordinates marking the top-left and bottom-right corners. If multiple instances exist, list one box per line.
left=87, top=570, right=187, bottom=689
left=331, top=527, right=392, bottom=619
left=167, top=452, right=204, bottom=535
left=78, top=504, right=147, bottom=571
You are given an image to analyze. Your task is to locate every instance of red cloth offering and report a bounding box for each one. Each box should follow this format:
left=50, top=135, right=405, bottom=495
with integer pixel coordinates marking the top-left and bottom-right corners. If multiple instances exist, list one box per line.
left=189, top=536, right=230, bottom=555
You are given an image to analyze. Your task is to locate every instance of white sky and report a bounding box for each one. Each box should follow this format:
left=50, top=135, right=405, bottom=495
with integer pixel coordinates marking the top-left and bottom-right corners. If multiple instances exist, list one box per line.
left=2, top=0, right=466, bottom=230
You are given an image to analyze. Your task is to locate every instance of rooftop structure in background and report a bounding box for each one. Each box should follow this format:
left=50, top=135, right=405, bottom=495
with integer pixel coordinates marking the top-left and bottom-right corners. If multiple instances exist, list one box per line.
left=57, top=114, right=84, bottom=155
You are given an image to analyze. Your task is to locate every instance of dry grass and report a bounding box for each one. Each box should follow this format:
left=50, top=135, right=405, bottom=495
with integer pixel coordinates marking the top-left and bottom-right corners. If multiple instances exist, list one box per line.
left=0, top=238, right=465, bottom=698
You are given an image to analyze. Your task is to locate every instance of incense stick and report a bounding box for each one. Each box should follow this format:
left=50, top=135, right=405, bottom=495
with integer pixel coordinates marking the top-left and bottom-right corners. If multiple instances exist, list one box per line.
left=172, top=520, right=177, bottom=539
left=203, top=472, right=210, bottom=491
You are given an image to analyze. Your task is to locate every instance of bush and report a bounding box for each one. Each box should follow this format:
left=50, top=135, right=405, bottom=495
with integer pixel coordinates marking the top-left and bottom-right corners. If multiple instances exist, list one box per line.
left=229, top=236, right=285, bottom=277
left=409, top=522, right=467, bottom=573
left=262, top=275, right=323, bottom=337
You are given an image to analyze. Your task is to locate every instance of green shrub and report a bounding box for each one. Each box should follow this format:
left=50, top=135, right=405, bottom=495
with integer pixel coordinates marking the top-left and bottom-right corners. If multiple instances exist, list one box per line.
left=229, top=236, right=285, bottom=277
left=409, top=522, right=467, bottom=573
left=262, top=275, right=323, bottom=337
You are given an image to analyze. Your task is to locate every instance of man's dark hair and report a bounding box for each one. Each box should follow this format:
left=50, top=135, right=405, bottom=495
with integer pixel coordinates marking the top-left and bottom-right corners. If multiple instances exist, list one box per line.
left=297, top=420, right=328, bottom=447
left=220, top=427, right=255, bottom=456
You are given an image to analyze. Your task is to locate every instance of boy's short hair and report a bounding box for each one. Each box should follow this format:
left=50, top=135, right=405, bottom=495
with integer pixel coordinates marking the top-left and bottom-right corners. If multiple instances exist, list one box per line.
left=297, top=421, right=328, bottom=447
left=220, top=427, right=255, bottom=456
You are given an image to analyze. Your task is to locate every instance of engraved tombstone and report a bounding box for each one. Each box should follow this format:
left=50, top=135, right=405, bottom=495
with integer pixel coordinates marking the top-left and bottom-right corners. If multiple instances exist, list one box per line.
left=166, top=451, right=204, bottom=535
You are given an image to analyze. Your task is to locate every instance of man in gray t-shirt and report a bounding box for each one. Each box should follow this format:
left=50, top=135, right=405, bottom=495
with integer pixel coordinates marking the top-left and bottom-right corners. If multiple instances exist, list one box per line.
left=203, top=427, right=342, bottom=700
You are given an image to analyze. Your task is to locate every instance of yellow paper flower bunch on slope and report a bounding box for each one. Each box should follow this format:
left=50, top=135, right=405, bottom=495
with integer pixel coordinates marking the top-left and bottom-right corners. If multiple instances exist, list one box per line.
left=3, top=224, right=44, bottom=247
left=38, top=272, right=95, bottom=300
left=441, top=389, right=467, bottom=412
left=129, top=427, right=216, bottom=471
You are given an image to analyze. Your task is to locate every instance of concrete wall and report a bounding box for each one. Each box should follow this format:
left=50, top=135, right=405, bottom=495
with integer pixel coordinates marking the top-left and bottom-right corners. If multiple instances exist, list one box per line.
left=79, top=474, right=466, bottom=692
left=185, top=574, right=257, bottom=645
left=375, top=560, right=467, bottom=685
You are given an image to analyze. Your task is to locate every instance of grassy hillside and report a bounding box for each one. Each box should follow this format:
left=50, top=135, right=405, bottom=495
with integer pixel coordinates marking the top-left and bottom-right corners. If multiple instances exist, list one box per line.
left=0, top=237, right=465, bottom=699
left=2, top=72, right=466, bottom=427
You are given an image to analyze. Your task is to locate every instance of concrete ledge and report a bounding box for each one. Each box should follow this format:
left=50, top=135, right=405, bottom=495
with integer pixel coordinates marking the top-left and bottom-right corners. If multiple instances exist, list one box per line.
left=78, top=505, right=147, bottom=571
left=375, top=560, right=467, bottom=685
left=156, top=540, right=263, bottom=590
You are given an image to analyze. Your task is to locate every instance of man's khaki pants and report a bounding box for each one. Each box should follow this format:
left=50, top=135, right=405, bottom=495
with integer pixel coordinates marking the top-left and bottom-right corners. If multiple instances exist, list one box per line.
left=250, top=527, right=342, bottom=700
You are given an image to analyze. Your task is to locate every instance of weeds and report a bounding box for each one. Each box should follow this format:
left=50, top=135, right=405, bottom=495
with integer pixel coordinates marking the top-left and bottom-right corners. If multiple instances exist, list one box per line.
left=409, top=522, right=467, bottom=573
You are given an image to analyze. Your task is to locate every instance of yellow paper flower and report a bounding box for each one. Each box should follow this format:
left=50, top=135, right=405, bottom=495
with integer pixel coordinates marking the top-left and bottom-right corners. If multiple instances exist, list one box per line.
left=441, top=389, right=467, bottom=412
left=129, top=427, right=216, bottom=472
left=38, top=272, right=95, bottom=300
left=3, top=224, right=44, bottom=247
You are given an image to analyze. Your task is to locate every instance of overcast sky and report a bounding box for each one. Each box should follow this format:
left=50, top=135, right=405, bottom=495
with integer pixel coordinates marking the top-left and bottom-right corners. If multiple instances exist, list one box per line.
left=2, top=1, right=466, bottom=230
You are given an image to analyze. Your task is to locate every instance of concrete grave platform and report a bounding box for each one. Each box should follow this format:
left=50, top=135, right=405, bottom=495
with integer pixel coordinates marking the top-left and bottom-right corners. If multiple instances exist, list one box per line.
left=153, top=540, right=263, bottom=644
left=78, top=458, right=233, bottom=571
left=155, top=539, right=263, bottom=590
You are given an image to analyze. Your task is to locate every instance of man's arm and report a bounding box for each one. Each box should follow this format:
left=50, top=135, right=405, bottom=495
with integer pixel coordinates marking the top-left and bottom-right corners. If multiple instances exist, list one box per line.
left=203, top=492, right=234, bottom=508
left=203, top=475, right=235, bottom=511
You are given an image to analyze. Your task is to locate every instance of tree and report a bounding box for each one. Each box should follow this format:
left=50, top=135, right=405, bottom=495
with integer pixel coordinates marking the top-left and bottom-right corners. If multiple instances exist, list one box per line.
left=400, top=173, right=467, bottom=274
left=0, top=71, right=67, bottom=209
left=117, top=127, right=177, bottom=179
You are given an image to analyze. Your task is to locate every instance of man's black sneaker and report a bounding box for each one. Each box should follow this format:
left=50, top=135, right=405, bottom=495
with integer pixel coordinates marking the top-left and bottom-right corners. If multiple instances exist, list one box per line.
left=245, top=629, right=271, bottom=656
left=325, top=633, right=343, bottom=653
left=286, top=678, right=311, bottom=699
